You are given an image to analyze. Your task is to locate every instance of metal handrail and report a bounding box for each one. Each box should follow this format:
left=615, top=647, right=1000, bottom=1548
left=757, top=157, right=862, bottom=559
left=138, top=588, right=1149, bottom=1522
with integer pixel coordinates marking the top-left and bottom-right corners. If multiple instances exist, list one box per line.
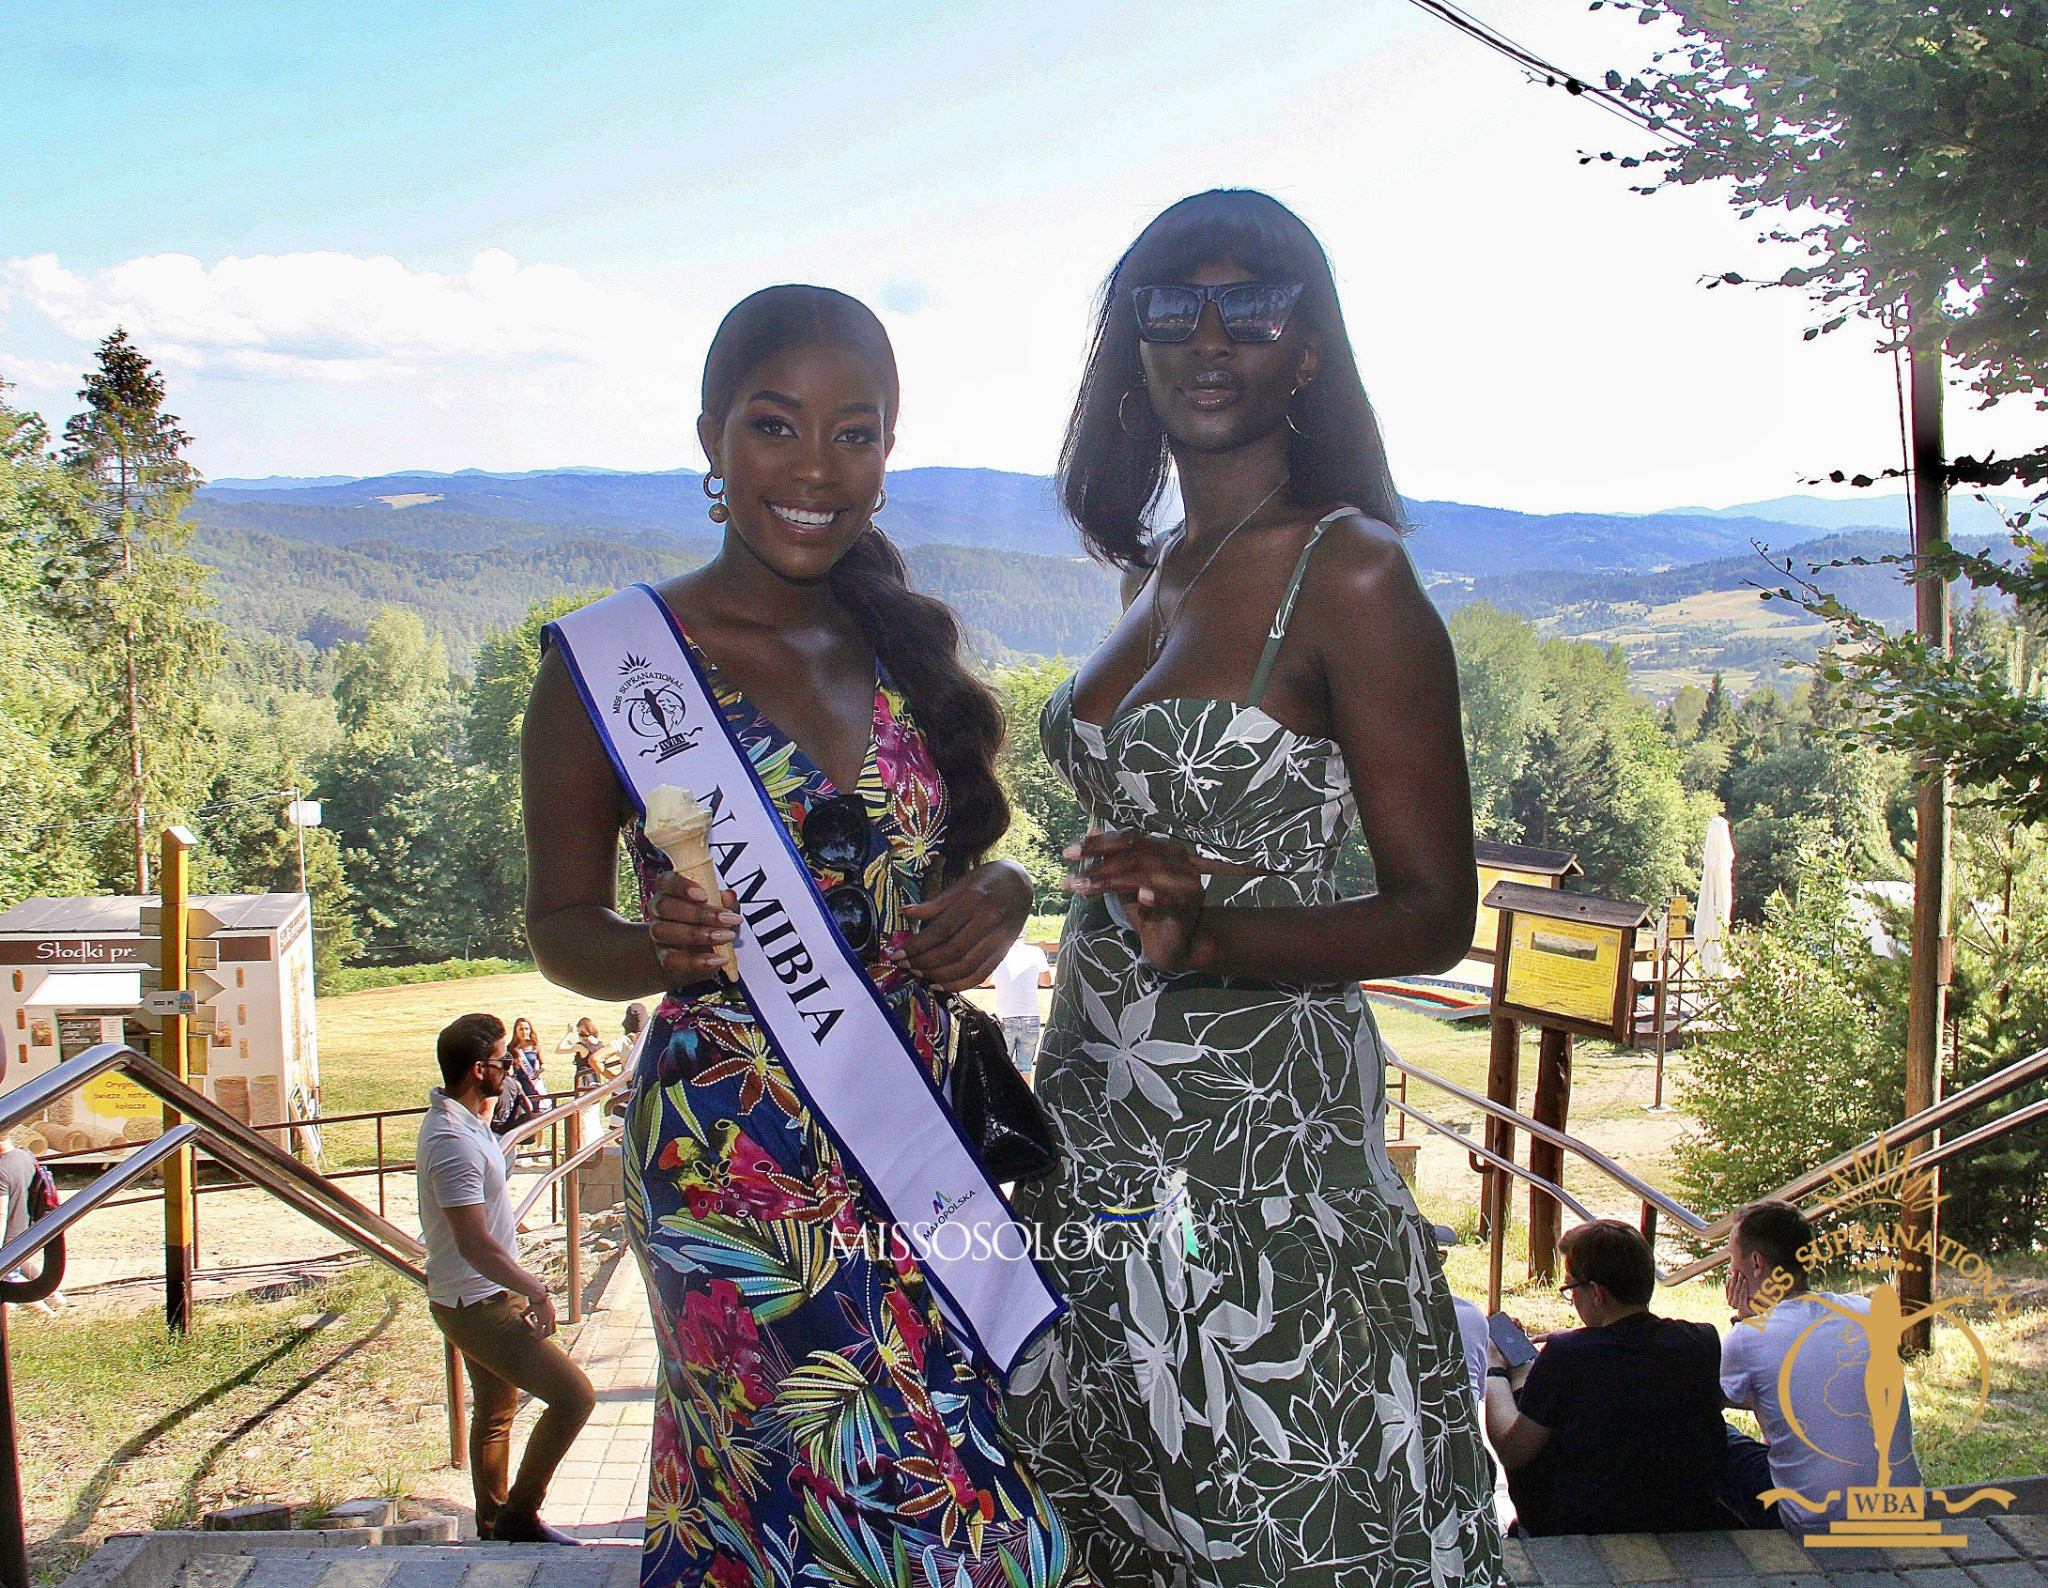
left=1386, top=1051, right=1712, bottom=1232
left=496, top=1071, right=631, bottom=1156
left=1687, top=1041, right=2048, bottom=1246
left=0, top=1045, right=450, bottom=1588
left=0, top=1126, right=196, bottom=1280
left=1386, top=1037, right=2048, bottom=1292
left=1, top=1044, right=422, bottom=1263
left=1388, top=1098, right=1599, bottom=1225
left=514, top=1123, right=623, bottom=1224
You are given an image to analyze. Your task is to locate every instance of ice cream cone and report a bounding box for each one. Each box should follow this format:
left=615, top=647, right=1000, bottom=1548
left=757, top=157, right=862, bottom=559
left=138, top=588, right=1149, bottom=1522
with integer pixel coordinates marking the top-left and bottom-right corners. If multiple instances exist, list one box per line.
left=644, top=784, right=737, bottom=980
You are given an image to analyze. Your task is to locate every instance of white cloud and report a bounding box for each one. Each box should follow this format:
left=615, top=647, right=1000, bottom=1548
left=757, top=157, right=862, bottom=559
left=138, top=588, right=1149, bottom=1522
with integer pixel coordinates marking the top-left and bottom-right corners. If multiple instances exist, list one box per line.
left=4, top=248, right=697, bottom=384
left=1, top=249, right=731, bottom=476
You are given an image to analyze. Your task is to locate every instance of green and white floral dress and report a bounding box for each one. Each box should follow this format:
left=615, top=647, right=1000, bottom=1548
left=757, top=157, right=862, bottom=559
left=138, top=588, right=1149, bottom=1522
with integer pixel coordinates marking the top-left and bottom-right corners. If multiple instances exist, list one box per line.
left=1010, top=514, right=1505, bottom=1588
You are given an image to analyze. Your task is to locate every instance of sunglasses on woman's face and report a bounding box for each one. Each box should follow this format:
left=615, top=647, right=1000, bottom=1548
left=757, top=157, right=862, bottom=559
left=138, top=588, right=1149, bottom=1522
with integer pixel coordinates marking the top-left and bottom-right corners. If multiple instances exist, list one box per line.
left=1131, top=281, right=1305, bottom=344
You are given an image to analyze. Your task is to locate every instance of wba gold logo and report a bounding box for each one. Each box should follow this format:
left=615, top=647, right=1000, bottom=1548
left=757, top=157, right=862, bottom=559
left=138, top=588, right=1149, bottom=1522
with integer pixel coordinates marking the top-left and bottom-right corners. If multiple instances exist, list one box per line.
left=1742, top=1140, right=2014, bottom=1550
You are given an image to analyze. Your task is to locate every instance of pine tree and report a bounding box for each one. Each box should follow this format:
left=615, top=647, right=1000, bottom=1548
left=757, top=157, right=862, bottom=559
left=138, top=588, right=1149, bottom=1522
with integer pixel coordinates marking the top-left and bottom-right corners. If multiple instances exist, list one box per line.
left=48, top=329, right=222, bottom=891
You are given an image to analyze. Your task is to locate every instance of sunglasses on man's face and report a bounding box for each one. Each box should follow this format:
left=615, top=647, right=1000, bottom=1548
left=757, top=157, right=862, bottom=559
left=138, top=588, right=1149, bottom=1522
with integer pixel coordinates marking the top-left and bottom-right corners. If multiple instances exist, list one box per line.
left=1131, top=281, right=1305, bottom=344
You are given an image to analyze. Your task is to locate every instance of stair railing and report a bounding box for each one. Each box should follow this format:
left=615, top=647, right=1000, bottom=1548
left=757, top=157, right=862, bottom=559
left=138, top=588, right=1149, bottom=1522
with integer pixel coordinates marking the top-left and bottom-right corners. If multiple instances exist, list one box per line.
left=1383, top=1039, right=2048, bottom=1308
left=0, top=1043, right=630, bottom=1588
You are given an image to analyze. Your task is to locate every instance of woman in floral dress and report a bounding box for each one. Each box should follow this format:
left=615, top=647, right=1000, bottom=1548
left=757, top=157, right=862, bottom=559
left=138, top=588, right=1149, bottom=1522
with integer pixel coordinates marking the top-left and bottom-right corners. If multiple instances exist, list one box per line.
left=524, top=286, right=1090, bottom=1588
left=1010, top=192, right=1506, bottom=1587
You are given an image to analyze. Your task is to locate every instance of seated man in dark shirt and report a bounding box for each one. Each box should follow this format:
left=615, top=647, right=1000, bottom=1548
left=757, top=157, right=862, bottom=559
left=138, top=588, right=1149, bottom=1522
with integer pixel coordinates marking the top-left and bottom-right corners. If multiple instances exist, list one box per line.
left=1483, top=1219, right=1726, bottom=1535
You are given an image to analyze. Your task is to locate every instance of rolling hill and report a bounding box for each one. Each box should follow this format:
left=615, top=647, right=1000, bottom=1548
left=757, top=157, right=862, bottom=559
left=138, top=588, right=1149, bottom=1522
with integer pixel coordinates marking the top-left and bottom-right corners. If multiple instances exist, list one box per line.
left=201, top=466, right=1835, bottom=576
left=187, top=466, right=1950, bottom=689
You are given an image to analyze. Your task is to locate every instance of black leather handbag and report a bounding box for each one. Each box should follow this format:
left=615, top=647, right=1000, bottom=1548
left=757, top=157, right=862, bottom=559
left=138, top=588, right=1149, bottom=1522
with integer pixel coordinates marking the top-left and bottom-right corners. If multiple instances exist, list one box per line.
left=943, top=992, right=1061, bottom=1183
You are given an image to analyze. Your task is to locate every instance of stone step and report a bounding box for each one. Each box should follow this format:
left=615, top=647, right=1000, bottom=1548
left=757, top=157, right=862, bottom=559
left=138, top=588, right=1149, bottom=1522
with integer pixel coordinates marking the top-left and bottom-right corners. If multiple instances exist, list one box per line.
left=63, top=1540, right=640, bottom=1588
left=175, top=1546, right=639, bottom=1588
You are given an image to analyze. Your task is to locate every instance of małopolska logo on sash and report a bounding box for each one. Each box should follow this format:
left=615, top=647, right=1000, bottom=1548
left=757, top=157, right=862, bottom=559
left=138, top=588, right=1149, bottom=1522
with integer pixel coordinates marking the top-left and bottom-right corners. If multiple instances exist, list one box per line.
left=1742, top=1139, right=2015, bottom=1550
left=613, top=652, right=698, bottom=763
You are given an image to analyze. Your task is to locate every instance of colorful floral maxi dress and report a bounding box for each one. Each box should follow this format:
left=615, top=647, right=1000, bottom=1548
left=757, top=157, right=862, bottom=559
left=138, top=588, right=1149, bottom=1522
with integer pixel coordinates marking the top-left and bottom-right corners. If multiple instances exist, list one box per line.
left=620, top=650, right=1090, bottom=1588
left=1009, top=520, right=1506, bottom=1588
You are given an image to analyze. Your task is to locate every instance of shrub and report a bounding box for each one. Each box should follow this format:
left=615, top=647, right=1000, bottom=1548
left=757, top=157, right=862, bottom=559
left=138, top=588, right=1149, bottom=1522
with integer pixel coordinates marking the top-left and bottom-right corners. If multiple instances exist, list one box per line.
left=1673, top=852, right=1903, bottom=1221
left=325, top=956, right=530, bottom=995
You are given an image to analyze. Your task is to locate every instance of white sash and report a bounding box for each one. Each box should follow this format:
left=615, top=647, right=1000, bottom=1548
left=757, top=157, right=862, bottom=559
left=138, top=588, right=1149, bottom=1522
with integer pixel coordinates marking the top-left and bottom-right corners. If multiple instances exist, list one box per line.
left=546, top=585, right=1064, bottom=1376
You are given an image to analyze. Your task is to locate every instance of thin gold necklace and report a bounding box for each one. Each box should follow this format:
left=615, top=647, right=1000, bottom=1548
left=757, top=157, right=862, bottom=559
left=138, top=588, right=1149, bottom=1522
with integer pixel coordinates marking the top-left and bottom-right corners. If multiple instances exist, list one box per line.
left=1147, top=481, right=1286, bottom=662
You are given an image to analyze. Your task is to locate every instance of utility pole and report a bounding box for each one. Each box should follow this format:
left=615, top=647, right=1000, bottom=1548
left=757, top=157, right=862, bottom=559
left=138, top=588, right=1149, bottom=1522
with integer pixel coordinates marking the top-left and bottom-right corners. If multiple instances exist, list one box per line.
left=1902, top=307, right=1950, bottom=1355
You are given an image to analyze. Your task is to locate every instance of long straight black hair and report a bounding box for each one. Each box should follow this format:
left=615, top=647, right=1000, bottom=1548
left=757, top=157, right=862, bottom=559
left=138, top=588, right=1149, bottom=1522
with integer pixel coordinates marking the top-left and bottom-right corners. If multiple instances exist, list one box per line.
left=700, top=285, right=1010, bottom=870
left=1060, top=189, right=1405, bottom=569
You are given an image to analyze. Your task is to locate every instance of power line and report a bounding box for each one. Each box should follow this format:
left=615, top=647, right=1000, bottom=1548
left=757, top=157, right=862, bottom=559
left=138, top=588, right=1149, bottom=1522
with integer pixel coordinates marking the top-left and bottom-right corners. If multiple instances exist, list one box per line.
left=1401, top=0, right=1690, bottom=148
left=19, top=787, right=307, bottom=840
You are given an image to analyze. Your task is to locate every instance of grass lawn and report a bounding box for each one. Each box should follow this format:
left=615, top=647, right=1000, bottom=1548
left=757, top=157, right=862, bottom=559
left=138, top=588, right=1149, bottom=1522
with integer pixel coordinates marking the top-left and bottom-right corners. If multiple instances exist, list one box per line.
left=312, top=970, right=619, bottom=1166
left=15, top=1267, right=452, bottom=1585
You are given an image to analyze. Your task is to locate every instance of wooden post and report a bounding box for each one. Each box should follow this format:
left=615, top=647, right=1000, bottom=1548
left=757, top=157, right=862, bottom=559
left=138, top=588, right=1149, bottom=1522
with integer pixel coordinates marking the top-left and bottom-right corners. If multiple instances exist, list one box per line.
left=1484, top=1014, right=1519, bottom=1312
left=564, top=1107, right=583, bottom=1326
left=1902, top=312, right=1951, bottom=1355
left=445, top=1338, right=467, bottom=1469
left=160, top=827, right=197, bottom=1335
left=1528, top=1027, right=1573, bottom=1280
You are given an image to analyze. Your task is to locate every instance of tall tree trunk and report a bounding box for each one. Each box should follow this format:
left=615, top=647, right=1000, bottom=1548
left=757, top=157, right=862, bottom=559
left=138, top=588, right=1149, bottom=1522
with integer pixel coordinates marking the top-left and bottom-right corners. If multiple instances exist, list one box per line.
left=128, top=633, right=146, bottom=894
left=119, top=503, right=148, bottom=895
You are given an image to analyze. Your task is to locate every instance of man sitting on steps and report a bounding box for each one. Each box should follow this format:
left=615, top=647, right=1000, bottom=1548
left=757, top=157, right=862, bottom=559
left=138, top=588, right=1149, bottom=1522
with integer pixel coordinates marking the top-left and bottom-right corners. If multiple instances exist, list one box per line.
left=1483, top=1219, right=1727, bottom=1535
left=419, top=1012, right=594, bottom=1544
left=1719, top=1198, right=1921, bottom=1533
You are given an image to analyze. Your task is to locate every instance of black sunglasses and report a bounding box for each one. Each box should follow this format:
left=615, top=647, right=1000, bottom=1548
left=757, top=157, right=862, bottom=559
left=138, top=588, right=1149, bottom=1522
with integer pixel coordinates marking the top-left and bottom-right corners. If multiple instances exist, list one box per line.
left=801, top=796, right=881, bottom=959
left=1131, top=281, right=1305, bottom=344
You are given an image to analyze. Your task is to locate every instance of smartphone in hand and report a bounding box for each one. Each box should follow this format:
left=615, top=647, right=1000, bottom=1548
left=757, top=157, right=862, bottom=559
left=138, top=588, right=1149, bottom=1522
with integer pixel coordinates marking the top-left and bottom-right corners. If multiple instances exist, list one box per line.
left=1487, top=1310, right=1538, bottom=1370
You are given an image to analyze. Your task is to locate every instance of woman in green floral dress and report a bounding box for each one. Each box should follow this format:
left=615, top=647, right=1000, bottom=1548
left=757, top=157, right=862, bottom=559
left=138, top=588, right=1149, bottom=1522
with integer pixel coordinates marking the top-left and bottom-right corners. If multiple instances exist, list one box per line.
left=1010, top=192, right=1507, bottom=1587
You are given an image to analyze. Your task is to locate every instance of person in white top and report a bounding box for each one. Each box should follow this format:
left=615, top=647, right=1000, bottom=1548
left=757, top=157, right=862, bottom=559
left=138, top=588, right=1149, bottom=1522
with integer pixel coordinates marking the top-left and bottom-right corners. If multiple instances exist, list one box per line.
left=417, top=1013, right=594, bottom=1544
left=989, top=937, right=1049, bottom=1081
left=1719, top=1199, right=1920, bottom=1532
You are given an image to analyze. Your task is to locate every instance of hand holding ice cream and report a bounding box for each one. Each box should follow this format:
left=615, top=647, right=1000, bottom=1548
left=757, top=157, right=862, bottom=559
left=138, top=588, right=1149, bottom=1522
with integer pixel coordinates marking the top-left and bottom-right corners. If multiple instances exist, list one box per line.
left=645, top=784, right=737, bottom=980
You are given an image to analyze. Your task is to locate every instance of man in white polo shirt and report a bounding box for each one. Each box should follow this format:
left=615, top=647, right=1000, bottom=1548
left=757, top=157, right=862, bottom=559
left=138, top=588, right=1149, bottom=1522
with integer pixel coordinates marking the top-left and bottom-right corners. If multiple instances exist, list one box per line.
left=419, top=1012, right=594, bottom=1544
left=1719, top=1198, right=1921, bottom=1532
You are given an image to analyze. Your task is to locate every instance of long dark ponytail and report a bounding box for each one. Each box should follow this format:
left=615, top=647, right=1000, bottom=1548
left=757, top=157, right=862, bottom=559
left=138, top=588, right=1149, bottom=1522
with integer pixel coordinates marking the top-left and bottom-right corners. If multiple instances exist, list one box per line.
left=700, top=286, right=1010, bottom=871
left=1061, top=189, right=1405, bottom=569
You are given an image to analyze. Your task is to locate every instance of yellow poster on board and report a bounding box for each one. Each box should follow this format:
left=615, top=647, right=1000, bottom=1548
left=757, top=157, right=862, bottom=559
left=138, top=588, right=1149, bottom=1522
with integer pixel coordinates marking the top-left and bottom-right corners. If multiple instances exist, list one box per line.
left=79, top=1071, right=161, bottom=1145
left=1503, top=914, right=1621, bottom=1026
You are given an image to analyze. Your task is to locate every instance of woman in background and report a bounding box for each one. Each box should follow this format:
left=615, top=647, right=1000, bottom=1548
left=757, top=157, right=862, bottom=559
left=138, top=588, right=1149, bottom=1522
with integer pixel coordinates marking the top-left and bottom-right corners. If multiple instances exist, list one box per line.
left=1012, top=190, right=1504, bottom=1587
left=491, top=1016, right=546, bottom=1137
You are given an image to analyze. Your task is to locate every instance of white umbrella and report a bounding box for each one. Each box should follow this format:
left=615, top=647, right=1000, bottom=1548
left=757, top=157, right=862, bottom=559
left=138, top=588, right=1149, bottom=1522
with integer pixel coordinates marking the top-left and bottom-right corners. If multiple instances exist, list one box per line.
left=1696, top=816, right=1735, bottom=976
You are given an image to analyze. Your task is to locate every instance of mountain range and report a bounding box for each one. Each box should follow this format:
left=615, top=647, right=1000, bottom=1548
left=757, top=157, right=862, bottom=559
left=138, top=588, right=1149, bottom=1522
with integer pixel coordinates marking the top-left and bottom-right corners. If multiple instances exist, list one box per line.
left=188, top=466, right=1969, bottom=685
left=201, top=465, right=1956, bottom=576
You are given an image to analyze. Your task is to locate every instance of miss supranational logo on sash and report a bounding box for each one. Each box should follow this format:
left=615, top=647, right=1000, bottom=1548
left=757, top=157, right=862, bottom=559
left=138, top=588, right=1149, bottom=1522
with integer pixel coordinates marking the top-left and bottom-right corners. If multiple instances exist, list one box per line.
left=612, top=651, right=699, bottom=763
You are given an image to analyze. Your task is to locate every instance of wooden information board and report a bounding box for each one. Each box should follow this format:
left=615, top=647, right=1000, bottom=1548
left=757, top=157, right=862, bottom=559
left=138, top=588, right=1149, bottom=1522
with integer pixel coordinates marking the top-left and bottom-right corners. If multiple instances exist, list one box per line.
left=1487, top=882, right=1650, bottom=1048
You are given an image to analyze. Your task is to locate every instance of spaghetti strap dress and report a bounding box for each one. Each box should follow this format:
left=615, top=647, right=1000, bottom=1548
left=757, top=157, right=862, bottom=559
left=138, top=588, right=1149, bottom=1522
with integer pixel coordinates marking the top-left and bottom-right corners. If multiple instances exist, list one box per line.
left=1010, top=511, right=1506, bottom=1588
left=617, top=642, right=1092, bottom=1588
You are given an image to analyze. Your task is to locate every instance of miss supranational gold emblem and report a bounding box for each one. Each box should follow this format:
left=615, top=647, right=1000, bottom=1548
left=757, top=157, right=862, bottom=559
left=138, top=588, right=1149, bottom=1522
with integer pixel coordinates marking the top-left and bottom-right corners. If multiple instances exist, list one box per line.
left=1742, top=1140, right=2014, bottom=1550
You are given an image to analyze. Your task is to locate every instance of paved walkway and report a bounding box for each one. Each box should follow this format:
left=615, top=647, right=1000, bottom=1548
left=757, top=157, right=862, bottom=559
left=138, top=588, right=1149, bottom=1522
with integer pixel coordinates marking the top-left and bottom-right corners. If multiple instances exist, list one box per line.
left=511, top=1254, right=657, bottom=1545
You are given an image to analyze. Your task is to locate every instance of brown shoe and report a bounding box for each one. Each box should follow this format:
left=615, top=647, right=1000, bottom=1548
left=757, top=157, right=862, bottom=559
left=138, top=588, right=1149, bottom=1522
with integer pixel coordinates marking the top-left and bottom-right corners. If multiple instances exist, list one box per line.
left=491, top=1510, right=582, bottom=1545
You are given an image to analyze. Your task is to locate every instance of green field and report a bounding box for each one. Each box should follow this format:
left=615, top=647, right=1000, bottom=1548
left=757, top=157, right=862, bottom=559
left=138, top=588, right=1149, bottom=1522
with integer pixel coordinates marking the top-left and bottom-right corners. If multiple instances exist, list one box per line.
left=312, top=970, right=620, bottom=1166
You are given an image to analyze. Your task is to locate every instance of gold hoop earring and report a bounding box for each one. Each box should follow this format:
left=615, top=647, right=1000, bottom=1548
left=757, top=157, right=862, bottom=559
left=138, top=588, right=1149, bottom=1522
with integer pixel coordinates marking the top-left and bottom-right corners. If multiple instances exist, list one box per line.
left=1118, top=389, right=1150, bottom=439
left=1286, top=387, right=1310, bottom=438
left=871, top=486, right=887, bottom=518
left=702, top=469, right=729, bottom=524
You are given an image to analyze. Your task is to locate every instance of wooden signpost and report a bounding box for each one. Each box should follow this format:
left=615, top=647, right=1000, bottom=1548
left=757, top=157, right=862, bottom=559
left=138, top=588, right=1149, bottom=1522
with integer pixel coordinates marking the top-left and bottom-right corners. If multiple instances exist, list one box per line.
left=1481, top=881, right=1650, bottom=1303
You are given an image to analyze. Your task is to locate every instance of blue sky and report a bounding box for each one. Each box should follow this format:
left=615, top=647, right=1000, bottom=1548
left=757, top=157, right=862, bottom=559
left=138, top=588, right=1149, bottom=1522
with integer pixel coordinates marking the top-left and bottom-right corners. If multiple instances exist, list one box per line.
left=2, top=2, right=2032, bottom=512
